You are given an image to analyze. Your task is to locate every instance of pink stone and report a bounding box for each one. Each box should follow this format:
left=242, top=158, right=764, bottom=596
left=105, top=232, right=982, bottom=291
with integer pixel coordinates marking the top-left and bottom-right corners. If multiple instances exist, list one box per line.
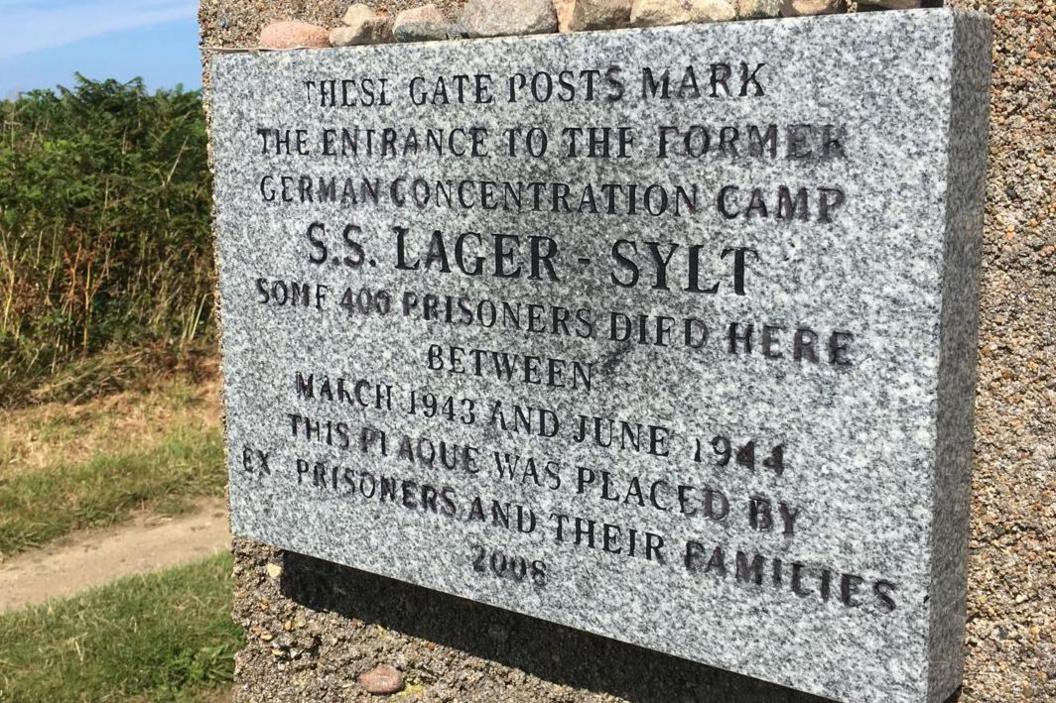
left=358, top=664, right=405, bottom=695
left=259, top=20, right=330, bottom=49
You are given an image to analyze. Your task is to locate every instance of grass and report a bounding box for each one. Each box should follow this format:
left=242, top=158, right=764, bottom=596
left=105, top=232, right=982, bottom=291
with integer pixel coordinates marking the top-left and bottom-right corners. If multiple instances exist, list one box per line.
left=0, top=367, right=225, bottom=557
left=3, top=343, right=218, bottom=409
left=0, top=553, right=240, bottom=703
left=0, top=361, right=220, bottom=474
left=0, top=424, right=225, bottom=557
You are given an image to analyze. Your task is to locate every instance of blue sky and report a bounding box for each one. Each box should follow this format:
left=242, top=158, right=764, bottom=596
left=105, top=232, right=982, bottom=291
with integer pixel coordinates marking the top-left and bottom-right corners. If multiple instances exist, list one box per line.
left=0, top=1, right=201, bottom=97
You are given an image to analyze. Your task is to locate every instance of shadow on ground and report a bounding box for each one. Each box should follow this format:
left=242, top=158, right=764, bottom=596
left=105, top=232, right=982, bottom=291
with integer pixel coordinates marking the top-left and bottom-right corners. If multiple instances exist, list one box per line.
left=278, top=550, right=875, bottom=703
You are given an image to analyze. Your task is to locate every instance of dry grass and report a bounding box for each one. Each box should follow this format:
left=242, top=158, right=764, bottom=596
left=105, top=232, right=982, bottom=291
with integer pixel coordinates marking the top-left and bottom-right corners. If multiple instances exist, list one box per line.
left=0, top=359, right=226, bottom=557
left=0, top=358, right=221, bottom=476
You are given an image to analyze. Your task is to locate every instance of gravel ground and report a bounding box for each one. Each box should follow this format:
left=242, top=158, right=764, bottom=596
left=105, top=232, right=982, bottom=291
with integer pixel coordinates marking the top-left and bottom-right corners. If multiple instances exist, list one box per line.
left=229, top=540, right=835, bottom=702
left=201, top=1, right=1056, bottom=700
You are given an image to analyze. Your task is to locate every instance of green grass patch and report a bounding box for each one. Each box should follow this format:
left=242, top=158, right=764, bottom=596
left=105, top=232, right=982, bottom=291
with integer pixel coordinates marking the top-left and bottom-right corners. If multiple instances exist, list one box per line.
left=0, top=553, right=241, bottom=703
left=0, top=426, right=224, bottom=557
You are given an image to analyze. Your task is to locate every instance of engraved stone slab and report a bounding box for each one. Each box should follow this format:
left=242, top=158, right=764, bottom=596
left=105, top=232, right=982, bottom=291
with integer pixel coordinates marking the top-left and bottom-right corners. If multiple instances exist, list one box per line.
left=209, top=10, right=991, bottom=703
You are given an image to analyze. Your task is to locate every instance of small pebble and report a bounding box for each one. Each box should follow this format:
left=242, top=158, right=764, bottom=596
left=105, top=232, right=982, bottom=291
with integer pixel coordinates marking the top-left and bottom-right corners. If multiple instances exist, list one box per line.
left=393, top=4, right=451, bottom=42
left=358, top=664, right=405, bottom=695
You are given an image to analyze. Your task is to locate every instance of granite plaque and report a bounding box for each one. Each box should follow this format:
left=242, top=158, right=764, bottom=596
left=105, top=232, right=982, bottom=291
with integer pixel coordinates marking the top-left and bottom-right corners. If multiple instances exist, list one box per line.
left=210, top=10, right=991, bottom=703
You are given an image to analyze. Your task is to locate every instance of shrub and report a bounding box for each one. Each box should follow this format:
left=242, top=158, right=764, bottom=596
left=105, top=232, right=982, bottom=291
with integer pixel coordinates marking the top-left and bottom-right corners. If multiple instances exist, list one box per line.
left=0, top=75, right=213, bottom=405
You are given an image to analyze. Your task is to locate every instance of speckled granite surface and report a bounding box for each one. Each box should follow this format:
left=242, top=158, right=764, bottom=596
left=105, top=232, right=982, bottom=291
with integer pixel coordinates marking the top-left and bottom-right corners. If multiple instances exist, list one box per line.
left=200, top=2, right=1056, bottom=701
left=208, top=11, right=990, bottom=703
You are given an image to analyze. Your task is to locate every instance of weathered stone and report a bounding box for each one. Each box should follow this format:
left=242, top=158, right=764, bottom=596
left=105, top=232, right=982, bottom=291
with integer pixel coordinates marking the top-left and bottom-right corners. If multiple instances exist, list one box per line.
left=687, top=0, right=736, bottom=21
left=329, top=14, right=393, bottom=45
left=630, top=0, right=690, bottom=25
left=358, top=664, right=404, bottom=694
left=553, top=0, right=577, bottom=31
left=737, top=0, right=782, bottom=17
left=569, top=0, right=632, bottom=30
left=258, top=20, right=329, bottom=49
left=782, top=0, right=846, bottom=15
left=210, top=11, right=992, bottom=703
left=459, top=0, right=557, bottom=37
left=393, top=4, right=450, bottom=42
left=342, top=3, right=377, bottom=26
left=631, top=0, right=735, bottom=25
left=444, top=23, right=468, bottom=39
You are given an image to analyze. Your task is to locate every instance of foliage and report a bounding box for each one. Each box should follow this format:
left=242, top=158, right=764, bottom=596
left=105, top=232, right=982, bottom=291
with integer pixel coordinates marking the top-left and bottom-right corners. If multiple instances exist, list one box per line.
left=0, top=75, right=213, bottom=406
left=0, top=554, right=240, bottom=703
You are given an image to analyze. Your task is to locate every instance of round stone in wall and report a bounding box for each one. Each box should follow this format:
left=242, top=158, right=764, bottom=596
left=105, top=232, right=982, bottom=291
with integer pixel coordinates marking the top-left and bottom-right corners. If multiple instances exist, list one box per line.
left=630, top=0, right=691, bottom=25
left=688, top=0, right=737, bottom=21
left=569, top=0, right=632, bottom=31
left=460, top=0, right=558, bottom=37
left=259, top=20, right=330, bottom=49
left=393, top=4, right=452, bottom=42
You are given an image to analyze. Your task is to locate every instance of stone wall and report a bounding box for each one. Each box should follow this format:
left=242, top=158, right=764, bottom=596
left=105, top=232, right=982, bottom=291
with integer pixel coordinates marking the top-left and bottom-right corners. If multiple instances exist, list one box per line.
left=199, top=2, right=1056, bottom=701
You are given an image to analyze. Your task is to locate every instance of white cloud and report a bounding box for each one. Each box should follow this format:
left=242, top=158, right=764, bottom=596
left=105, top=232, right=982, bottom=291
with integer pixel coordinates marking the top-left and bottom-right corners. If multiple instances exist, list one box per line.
left=0, top=0, right=196, bottom=59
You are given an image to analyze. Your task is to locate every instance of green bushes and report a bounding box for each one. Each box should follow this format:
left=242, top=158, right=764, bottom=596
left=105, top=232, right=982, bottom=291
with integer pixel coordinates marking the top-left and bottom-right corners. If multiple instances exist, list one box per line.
left=0, top=76, right=213, bottom=406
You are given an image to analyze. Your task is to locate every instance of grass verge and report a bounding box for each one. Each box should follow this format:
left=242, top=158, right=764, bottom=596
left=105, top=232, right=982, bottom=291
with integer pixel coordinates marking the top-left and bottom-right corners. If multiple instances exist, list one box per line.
left=0, top=553, right=241, bottom=703
left=1, top=366, right=220, bottom=474
left=0, top=424, right=225, bottom=557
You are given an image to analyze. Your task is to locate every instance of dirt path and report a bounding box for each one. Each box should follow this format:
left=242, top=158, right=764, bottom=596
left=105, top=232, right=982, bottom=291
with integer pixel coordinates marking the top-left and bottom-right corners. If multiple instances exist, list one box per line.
left=0, top=497, right=231, bottom=612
